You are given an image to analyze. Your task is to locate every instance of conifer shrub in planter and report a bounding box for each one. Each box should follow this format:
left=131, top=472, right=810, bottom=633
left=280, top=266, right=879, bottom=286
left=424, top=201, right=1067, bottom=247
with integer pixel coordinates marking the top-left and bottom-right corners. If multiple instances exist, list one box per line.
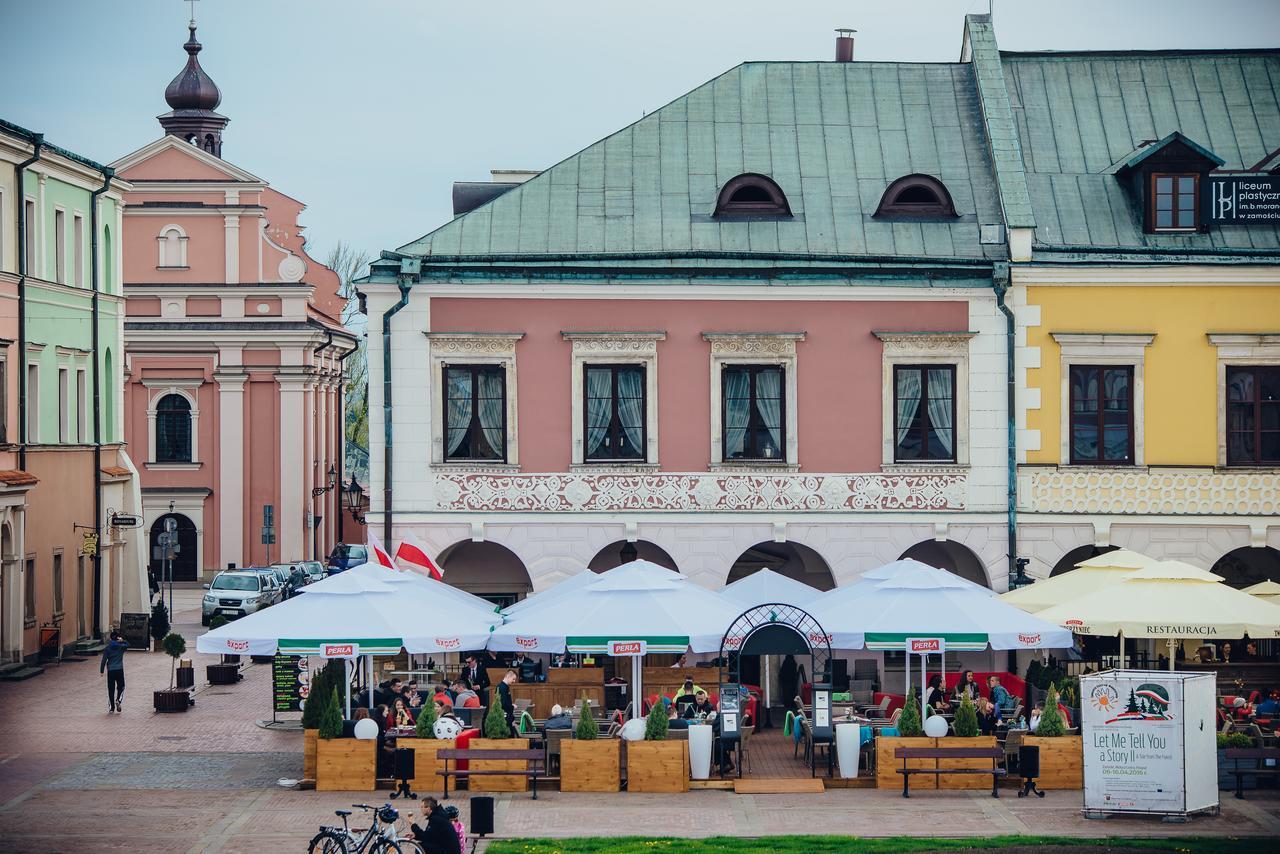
left=1025, top=684, right=1083, bottom=789
left=316, top=688, right=375, bottom=791
left=149, top=602, right=170, bottom=652
left=563, top=696, right=620, bottom=792
left=153, top=633, right=190, bottom=712
left=628, top=698, right=687, bottom=793
left=300, top=661, right=335, bottom=779
left=470, top=696, right=529, bottom=792
left=876, top=689, right=936, bottom=789
left=400, top=698, right=454, bottom=790
left=937, top=693, right=996, bottom=789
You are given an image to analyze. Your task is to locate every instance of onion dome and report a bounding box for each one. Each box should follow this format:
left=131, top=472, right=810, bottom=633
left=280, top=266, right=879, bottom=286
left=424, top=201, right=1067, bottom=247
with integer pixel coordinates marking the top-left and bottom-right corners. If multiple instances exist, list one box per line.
left=164, top=25, right=221, bottom=111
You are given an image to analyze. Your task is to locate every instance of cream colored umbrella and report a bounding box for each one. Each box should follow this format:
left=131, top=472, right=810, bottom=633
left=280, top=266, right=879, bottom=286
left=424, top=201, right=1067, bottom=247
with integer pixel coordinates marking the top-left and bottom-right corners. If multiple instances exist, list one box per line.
left=1036, top=560, right=1280, bottom=670
left=1244, top=580, right=1280, bottom=603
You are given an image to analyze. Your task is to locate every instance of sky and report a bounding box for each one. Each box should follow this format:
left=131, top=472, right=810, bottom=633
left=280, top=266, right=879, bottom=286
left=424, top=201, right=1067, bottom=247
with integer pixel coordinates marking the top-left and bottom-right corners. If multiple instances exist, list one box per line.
left=3, top=0, right=1278, bottom=268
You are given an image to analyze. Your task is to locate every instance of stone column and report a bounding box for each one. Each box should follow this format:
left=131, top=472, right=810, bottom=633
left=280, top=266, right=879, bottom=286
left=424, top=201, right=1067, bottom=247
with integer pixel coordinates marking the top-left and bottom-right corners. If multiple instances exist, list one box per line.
left=277, top=372, right=308, bottom=562
left=315, top=370, right=329, bottom=556
left=223, top=214, right=240, bottom=284
left=214, top=371, right=247, bottom=569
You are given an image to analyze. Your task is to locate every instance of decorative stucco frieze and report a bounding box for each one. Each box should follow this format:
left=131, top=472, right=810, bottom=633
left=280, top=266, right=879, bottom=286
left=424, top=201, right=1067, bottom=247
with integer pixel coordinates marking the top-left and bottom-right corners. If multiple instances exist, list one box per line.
left=425, top=332, right=525, bottom=356
left=430, top=471, right=966, bottom=512
left=1022, top=467, right=1280, bottom=516
left=703, top=332, right=804, bottom=357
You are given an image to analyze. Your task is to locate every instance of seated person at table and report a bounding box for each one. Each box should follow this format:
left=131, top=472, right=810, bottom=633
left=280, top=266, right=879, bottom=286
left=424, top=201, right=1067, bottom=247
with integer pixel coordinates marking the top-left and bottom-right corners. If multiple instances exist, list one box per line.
left=1245, top=642, right=1261, bottom=661
left=432, top=685, right=454, bottom=707
left=391, top=697, right=416, bottom=728
left=341, top=707, right=372, bottom=738
left=452, top=681, right=480, bottom=708
left=926, top=675, right=951, bottom=713
left=512, top=652, right=538, bottom=683
left=667, top=703, right=690, bottom=730
left=544, top=703, right=573, bottom=731
left=1221, top=642, right=1236, bottom=663
left=987, top=675, right=1014, bottom=714
left=955, top=670, right=979, bottom=702
left=675, top=677, right=704, bottom=701
left=1028, top=703, right=1043, bottom=733
left=1254, top=689, right=1280, bottom=717
left=689, top=689, right=715, bottom=719
left=976, top=697, right=999, bottom=735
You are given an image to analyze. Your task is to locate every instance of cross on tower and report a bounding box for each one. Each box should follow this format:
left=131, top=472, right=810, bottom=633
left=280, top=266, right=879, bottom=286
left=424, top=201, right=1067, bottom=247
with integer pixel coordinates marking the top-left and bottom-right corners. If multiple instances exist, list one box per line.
left=187, top=0, right=199, bottom=26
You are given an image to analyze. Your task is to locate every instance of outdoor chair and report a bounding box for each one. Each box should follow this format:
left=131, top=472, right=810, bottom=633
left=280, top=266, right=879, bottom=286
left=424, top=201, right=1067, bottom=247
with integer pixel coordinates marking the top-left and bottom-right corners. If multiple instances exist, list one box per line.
left=514, top=698, right=533, bottom=715
left=738, top=724, right=754, bottom=773
left=864, top=696, right=891, bottom=717
left=544, top=728, right=571, bottom=774
left=1247, top=723, right=1278, bottom=747
left=667, top=727, right=689, bottom=741
left=1002, top=729, right=1024, bottom=773
left=868, top=707, right=901, bottom=731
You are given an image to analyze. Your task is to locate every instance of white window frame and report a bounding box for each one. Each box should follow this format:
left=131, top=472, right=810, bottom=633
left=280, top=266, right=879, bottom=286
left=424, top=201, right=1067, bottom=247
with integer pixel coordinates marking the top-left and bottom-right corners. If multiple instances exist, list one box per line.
left=24, top=198, right=37, bottom=277
left=704, top=332, right=803, bottom=471
left=1207, top=333, right=1280, bottom=468
left=26, top=361, right=39, bottom=443
left=157, top=223, right=189, bottom=268
left=57, top=366, right=68, bottom=443
left=53, top=207, right=66, bottom=284
left=875, top=330, right=975, bottom=469
left=564, top=331, right=664, bottom=471
left=75, top=367, right=87, bottom=444
left=426, top=333, right=523, bottom=469
left=1052, top=332, right=1155, bottom=467
left=144, top=381, right=201, bottom=467
left=0, top=187, right=6, bottom=272
left=73, top=213, right=85, bottom=287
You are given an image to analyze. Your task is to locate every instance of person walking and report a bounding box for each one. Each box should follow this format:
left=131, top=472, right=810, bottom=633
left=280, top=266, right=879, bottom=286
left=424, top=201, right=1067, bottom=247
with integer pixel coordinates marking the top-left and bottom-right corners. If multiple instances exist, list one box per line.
left=100, top=630, right=129, bottom=713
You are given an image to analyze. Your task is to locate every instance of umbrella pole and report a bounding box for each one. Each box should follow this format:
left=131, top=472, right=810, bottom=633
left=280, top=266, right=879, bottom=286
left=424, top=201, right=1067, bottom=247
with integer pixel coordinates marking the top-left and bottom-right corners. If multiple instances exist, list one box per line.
left=1118, top=630, right=1126, bottom=669
left=920, top=653, right=927, bottom=722
left=344, top=658, right=352, bottom=720
left=1169, top=639, right=1176, bottom=672
left=367, top=655, right=374, bottom=710
left=632, top=655, right=642, bottom=720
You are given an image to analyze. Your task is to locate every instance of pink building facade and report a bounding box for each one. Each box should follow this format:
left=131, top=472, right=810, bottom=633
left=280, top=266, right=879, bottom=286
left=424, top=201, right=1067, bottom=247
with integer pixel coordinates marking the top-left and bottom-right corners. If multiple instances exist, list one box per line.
left=114, top=27, right=355, bottom=581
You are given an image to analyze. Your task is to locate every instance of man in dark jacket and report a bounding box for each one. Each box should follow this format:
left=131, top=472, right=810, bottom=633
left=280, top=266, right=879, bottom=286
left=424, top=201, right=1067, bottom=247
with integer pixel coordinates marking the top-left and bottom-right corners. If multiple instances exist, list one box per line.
left=411, top=796, right=461, bottom=854
left=497, top=669, right=517, bottom=730
left=100, top=631, right=128, bottom=714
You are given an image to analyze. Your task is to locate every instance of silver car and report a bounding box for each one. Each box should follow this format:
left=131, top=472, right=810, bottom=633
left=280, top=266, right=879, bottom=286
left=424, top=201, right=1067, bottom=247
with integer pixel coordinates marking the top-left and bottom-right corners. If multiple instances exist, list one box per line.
left=245, top=568, right=285, bottom=606
left=202, top=571, right=270, bottom=625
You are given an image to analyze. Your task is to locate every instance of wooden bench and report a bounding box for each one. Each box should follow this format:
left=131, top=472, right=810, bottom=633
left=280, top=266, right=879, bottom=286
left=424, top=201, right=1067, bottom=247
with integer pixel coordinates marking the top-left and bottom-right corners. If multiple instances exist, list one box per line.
left=1224, top=747, right=1280, bottom=799
left=435, top=748, right=546, bottom=800
left=895, top=747, right=1006, bottom=798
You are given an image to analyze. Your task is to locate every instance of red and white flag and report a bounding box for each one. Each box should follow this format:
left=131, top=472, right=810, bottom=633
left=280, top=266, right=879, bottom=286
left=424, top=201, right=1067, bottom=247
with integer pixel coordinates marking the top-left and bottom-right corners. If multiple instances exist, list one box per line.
left=367, top=530, right=396, bottom=569
left=395, top=532, right=444, bottom=580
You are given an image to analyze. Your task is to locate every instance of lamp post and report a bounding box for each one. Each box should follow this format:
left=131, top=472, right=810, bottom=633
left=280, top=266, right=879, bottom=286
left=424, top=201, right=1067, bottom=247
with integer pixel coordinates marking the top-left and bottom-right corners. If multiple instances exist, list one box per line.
left=344, top=475, right=366, bottom=526
left=311, top=465, right=338, bottom=560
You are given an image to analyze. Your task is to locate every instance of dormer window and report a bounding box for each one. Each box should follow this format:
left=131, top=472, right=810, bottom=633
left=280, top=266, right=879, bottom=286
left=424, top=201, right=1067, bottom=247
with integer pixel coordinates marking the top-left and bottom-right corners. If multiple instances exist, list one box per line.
left=1151, top=173, right=1198, bottom=231
left=874, top=174, right=957, bottom=218
left=714, top=174, right=791, bottom=218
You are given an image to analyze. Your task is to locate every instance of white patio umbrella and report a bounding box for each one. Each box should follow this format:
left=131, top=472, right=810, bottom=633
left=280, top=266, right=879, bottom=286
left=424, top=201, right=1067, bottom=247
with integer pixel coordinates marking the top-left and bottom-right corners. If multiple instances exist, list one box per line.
left=501, top=567, right=632, bottom=618
left=490, top=560, right=742, bottom=718
left=1244, top=580, right=1280, bottom=603
left=720, top=569, right=824, bottom=711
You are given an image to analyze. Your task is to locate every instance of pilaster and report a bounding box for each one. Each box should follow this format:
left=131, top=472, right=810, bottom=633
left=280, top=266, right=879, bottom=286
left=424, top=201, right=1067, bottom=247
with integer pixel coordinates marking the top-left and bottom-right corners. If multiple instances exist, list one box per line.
left=214, top=370, right=247, bottom=568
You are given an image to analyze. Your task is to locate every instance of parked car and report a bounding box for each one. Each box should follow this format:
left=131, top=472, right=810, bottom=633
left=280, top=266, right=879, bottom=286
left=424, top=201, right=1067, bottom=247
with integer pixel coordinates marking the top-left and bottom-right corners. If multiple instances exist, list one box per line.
left=327, top=543, right=368, bottom=574
left=202, top=571, right=271, bottom=625
left=244, top=568, right=284, bottom=606
left=270, top=563, right=307, bottom=597
left=301, top=561, right=327, bottom=583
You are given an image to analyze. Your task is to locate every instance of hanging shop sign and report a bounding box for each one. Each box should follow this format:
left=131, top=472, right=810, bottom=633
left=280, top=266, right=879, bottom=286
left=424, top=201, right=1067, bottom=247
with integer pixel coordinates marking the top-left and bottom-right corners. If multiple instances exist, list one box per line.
left=1206, top=174, right=1280, bottom=224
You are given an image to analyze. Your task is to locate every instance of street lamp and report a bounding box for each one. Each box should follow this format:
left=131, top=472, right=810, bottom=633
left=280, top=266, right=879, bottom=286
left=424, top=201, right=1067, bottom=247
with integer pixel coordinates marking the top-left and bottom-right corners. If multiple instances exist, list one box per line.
left=344, top=475, right=366, bottom=524
left=312, top=464, right=338, bottom=497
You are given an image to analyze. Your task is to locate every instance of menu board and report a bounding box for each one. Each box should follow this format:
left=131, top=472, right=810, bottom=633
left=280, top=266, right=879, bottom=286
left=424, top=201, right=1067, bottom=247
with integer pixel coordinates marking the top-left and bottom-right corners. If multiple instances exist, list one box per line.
left=118, top=613, right=150, bottom=651
left=272, top=654, right=309, bottom=713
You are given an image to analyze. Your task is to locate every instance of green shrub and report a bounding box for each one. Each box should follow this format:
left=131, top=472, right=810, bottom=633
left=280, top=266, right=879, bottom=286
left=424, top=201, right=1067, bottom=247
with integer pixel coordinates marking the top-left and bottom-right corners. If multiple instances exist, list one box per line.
left=897, top=689, right=922, bottom=737
left=575, top=696, right=598, bottom=740
left=209, top=614, right=228, bottom=630
left=415, top=696, right=438, bottom=739
left=1025, top=660, right=1043, bottom=689
left=301, top=662, right=332, bottom=730
left=644, top=696, right=670, bottom=741
left=150, top=601, right=170, bottom=644
left=953, top=693, right=979, bottom=738
left=162, top=632, right=186, bottom=689
left=483, top=696, right=511, bottom=738
left=1218, top=732, right=1252, bottom=749
left=1035, top=684, right=1068, bottom=737
left=318, top=688, right=343, bottom=740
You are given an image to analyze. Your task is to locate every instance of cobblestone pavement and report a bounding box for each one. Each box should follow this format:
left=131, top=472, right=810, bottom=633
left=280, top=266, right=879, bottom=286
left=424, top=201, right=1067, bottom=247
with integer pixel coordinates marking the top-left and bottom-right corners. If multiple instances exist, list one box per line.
left=1, top=589, right=1278, bottom=851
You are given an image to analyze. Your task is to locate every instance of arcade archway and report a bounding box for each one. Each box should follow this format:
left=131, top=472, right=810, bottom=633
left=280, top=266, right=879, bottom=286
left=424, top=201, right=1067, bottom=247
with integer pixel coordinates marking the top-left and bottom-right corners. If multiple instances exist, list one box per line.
left=727, top=541, right=835, bottom=590
left=1050, top=544, right=1119, bottom=577
left=588, top=540, right=678, bottom=573
left=1212, top=546, right=1280, bottom=589
left=149, top=513, right=197, bottom=583
left=899, top=539, right=990, bottom=588
left=437, top=540, right=532, bottom=608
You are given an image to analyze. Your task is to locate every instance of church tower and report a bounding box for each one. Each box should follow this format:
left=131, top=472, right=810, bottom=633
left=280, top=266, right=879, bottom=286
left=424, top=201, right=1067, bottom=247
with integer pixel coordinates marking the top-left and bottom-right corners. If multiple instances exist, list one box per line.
left=156, top=24, right=228, bottom=156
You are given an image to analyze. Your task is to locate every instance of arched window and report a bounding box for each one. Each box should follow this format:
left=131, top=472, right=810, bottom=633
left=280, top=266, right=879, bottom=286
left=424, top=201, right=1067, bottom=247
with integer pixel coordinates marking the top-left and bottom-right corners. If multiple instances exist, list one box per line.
left=157, top=225, right=187, bottom=268
left=713, top=173, right=792, bottom=217
left=155, top=393, right=192, bottom=462
left=874, top=174, right=957, bottom=218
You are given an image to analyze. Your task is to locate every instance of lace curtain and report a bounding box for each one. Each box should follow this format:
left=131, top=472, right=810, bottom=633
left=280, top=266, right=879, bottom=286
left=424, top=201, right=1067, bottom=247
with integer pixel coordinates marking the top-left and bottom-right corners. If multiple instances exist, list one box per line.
left=445, top=371, right=473, bottom=456
left=756, top=369, right=782, bottom=453
left=585, top=368, right=612, bottom=457
left=926, top=368, right=953, bottom=456
left=477, top=371, right=504, bottom=456
left=617, top=368, right=644, bottom=455
left=896, top=369, right=921, bottom=445
left=724, top=369, right=750, bottom=458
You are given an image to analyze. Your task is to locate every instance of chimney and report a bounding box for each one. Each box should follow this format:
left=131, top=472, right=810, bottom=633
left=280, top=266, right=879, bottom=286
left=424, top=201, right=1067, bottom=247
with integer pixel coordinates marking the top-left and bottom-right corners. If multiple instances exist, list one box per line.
left=835, top=28, right=855, bottom=62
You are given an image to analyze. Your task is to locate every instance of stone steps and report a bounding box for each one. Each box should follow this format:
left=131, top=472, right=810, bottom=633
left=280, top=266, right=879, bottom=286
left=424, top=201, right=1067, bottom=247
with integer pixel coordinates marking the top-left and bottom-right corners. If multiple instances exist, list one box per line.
left=0, top=662, right=45, bottom=682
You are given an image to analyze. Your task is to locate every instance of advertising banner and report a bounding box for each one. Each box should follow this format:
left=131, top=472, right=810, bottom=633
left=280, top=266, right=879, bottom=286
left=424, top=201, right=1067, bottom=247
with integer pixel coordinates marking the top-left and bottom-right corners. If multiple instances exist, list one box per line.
left=1082, top=672, right=1184, bottom=813
left=272, top=654, right=309, bottom=713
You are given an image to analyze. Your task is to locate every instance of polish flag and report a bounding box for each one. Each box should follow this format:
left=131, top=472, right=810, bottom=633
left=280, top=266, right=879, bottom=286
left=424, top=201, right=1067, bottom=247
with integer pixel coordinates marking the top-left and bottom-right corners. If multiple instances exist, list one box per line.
left=367, top=531, right=396, bottom=569
left=396, top=532, right=444, bottom=580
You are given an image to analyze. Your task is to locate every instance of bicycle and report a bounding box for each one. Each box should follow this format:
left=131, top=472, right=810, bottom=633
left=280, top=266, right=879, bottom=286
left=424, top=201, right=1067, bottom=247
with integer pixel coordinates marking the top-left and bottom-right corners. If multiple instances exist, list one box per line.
left=307, top=803, right=404, bottom=853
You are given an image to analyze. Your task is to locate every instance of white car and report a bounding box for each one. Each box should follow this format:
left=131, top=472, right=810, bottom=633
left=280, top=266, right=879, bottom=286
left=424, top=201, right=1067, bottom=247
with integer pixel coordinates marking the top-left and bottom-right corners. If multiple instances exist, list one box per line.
left=202, top=571, right=271, bottom=625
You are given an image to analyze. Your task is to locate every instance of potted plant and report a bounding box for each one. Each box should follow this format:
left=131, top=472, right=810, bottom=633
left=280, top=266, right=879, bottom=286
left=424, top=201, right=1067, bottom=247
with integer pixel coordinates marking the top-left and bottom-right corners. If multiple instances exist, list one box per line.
left=470, top=699, right=529, bottom=792
left=315, top=688, right=376, bottom=791
left=149, top=601, right=170, bottom=652
left=627, top=698, right=688, bottom=793
left=1217, top=731, right=1254, bottom=791
left=937, top=693, right=998, bottom=790
left=1025, top=684, right=1083, bottom=789
left=204, top=615, right=242, bottom=685
left=562, top=696, right=621, bottom=792
left=875, top=690, right=936, bottom=790
left=153, top=633, right=190, bottom=712
left=300, top=661, right=333, bottom=779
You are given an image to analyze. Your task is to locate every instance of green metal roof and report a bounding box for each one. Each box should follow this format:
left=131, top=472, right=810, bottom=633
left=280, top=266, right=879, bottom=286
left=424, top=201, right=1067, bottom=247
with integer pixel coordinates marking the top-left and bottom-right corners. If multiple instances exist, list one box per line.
left=399, top=61, right=1007, bottom=263
left=1000, top=49, right=1280, bottom=254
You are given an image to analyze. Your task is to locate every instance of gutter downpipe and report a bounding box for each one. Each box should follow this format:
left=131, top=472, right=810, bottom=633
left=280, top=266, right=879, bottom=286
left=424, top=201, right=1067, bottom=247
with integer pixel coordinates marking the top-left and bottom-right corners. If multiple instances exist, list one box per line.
left=16, top=133, right=44, bottom=472
left=991, top=262, right=1020, bottom=589
left=334, top=338, right=356, bottom=546
left=90, top=167, right=113, bottom=638
left=381, top=279, right=412, bottom=544
left=311, top=326, right=333, bottom=560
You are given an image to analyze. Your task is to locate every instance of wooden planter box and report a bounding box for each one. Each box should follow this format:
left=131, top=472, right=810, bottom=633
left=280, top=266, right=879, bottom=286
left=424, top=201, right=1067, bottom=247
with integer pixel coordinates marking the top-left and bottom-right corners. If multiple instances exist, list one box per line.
left=468, top=737, right=530, bottom=793
left=627, top=739, right=689, bottom=793
left=206, top=663, right=240, bottom=685
left=316, top=738, right=377, bottom=792
left=397, top=737, right=456, bottom=792
left=562, top=738, right=622, bottom=792
left=153, top=689, right=189, bottom=713
left=875, top=736, right=935, bottom=790
left=1024, top=735, right=1083, bottom=789
left=937, top=735, right=998, bottom=790
left=303, top=729, right=318, bottom=780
